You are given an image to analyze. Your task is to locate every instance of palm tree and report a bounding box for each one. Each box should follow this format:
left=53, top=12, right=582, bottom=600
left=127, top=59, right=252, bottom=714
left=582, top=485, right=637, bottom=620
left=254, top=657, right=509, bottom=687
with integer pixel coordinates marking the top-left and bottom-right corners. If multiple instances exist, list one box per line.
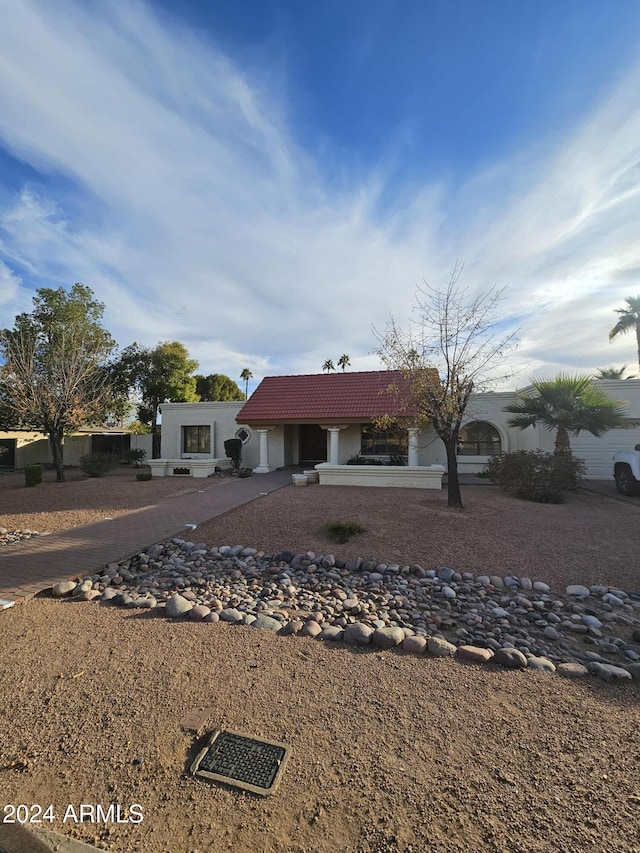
left=504, top=374, right=627, bottom=455
left=595, top=365, right=635, bottom=380
left=240, top=367, right=253, bottom=400
left=609, top=296, right=640, bottom=372
left=322, top=359, right=335, bottom=373
left=337, top=353, right=351, bottom=372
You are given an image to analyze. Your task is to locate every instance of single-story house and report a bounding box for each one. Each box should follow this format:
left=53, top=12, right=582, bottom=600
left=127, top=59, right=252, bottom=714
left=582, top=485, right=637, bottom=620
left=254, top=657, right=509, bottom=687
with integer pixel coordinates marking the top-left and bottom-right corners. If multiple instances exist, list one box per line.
left=151, top=372, right=640, bottom=483
left=0, top=427, right=153, bottom=470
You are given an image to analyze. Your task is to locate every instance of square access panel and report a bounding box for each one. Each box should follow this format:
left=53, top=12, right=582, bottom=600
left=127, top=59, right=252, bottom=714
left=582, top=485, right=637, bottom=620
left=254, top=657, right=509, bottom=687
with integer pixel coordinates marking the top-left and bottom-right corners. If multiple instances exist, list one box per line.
left=190, top=729, right=290, bottom=796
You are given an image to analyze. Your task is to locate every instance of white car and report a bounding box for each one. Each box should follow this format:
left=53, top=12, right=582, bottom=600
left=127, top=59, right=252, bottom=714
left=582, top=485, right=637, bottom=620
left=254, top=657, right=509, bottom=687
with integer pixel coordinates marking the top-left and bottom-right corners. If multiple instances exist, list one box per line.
left=613, top=446, right=640, bottom=495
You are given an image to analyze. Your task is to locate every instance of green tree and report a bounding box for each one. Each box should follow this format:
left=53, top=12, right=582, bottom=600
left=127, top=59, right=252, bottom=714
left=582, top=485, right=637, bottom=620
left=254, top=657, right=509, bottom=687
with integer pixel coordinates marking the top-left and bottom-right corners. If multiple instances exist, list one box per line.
left=338, top=353, right=351, bottom=372
left=195, top=373, right=244, bottom=401
left=240, top=367, right=253, bottom=400
left=374, top=263, right=517, bottom=508
left=116, top=341, right=199, bottom=432
left=595, top=365, right=635, bottom=380
left=128, top=421, right=152, bottom=435
left=609, top=296, right=640, bottom=372
left=504, top=374, right=628, bottom=456
left=322, top=359, right=335, bottom=373
left=0, top=284, right=120, bottom=481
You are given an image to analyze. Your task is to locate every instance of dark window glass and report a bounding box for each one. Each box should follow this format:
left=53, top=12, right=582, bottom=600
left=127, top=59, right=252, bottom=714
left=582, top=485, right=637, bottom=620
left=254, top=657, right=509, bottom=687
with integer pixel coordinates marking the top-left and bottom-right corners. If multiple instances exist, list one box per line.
left=183, top=425, right=211, bottom=454
left=458, top=421, right=501, bottom=456
left=361, top=425, right=408, bottom=457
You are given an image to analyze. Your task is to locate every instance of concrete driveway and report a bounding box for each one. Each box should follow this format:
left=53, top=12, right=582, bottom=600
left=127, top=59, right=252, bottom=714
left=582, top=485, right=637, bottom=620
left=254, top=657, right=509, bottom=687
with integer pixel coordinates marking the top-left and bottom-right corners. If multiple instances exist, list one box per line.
left=582, top=478, right=640, bottom=505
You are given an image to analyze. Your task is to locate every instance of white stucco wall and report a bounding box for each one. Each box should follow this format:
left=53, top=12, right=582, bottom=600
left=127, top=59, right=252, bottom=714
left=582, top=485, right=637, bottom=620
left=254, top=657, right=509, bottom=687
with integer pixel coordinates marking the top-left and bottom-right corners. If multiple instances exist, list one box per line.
left=336, top=425, right=362, bottom=462
left=159, top=402, right=259, bottom=468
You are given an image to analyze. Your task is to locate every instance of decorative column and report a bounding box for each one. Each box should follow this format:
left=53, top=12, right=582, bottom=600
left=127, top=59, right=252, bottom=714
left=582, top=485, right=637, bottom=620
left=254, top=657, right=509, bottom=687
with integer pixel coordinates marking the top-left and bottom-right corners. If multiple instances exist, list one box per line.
left=254, top=429, right=272, bottom=473
left=328, top=427, right=342, bottom=464
left=408, top=428, right=419, bottom=467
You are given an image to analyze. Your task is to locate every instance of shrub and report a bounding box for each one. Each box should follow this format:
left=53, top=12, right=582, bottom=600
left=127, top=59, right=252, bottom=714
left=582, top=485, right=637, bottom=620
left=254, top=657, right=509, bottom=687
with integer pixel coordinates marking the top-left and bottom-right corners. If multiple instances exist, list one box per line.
left=25, top=464, right=43, bottom=487
left=346, top=453, right=406, bottom=466
left=125, top=448, right=147, bottom=467
left=136, top=470, right=153, bottom=481
left=483, top=451, right=586, bottom=503
left=387, top=454, right=407, bottom=466
left=224, top=438, right=242, bottom=469
left=237, top=468, right=252, bottom=478
left=345, top=453, right=384, bottom=466
left=323, top=519, right=365, bottom=543
left=79, top=452, right=119, bottom=478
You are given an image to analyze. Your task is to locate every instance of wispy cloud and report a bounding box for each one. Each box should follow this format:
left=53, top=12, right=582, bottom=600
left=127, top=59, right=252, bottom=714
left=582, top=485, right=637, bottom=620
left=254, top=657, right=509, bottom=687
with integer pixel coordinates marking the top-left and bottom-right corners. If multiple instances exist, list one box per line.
left=0, top=0, right=639, bottom=385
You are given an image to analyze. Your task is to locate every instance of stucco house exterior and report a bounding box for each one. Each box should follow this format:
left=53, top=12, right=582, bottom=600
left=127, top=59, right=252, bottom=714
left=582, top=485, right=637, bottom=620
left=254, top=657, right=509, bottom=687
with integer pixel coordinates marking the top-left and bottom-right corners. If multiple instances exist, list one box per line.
left=150, top=372, right=640, bottom=482
left=0, top=427, right=152, bottom=470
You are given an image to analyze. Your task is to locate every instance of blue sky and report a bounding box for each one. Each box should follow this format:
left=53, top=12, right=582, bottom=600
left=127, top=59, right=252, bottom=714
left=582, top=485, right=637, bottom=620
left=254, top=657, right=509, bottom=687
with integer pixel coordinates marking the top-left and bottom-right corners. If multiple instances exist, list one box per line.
left=1, top=0, right=640, bottom=393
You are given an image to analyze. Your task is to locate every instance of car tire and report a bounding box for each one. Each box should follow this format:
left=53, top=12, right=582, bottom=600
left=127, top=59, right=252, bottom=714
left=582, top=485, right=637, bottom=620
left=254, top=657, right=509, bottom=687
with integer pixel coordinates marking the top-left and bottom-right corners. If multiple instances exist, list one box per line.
left=615, top=465, right=640, bottom=496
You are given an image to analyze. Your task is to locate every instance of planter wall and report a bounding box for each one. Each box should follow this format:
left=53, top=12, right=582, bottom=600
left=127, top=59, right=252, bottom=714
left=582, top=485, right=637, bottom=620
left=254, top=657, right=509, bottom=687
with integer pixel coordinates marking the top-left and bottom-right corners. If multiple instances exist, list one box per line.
left=148, top=458, right=232, bottom=478
left=315, top=463, right=445, bottom=489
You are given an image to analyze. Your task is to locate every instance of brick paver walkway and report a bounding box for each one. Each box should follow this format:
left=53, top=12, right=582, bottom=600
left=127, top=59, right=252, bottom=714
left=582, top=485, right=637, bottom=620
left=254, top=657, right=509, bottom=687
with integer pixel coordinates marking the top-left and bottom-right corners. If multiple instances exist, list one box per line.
left=0, top=470, right=293, bottom=605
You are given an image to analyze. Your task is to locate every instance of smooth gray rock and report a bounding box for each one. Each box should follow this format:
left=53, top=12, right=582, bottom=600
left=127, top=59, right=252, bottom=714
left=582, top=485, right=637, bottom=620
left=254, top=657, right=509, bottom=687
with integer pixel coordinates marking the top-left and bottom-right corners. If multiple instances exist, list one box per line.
left=566, top=584, right=591, bottom=598
left=437, top=567, right=455, bottom=583
left=624, top=663, right=640, bottom=680
left=587, top=662, right=632, bottom=682
left=343, top=623, right=374, bottom=646
left=166, top=594, right=193, bottom=618
left=100, top=588, right=118, bottom=602
left=493, top=648, right=528, bottom=669
left=219, top=607, right=243, bottom=623
left=52, top=581, right=77, bottom=597
left=372, top=626, right=405, bottom=649
left=251, top=614, right=282, bottom=631
left=556, top=662, right=589, bottom=678
left=427, top=637, right=457, bottom=657
left=318, top=626, right=344, bottom=642
left=526, top=656, right=556, bottom=673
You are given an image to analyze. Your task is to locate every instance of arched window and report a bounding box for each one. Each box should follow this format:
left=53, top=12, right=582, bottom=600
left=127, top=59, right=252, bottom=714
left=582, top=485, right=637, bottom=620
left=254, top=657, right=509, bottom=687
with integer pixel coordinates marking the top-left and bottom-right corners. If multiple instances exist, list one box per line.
left=458, top=421, right=501, bottom=456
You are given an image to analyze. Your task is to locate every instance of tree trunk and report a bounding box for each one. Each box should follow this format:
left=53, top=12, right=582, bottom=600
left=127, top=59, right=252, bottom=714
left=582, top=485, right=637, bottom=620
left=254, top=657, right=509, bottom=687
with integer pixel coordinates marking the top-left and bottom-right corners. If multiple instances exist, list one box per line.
left=636, top=321, right=640, bottom=376
left=554, top=427, right=571, bottom=456
left=49, top=427, right=65, bottom=482
left=445, top=438, right=464, bottom=509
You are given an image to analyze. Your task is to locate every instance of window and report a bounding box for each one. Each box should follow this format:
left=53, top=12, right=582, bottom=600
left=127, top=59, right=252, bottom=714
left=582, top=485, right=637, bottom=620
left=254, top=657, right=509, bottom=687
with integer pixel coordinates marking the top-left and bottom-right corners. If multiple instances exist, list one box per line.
left=361, top=424, right=408, bottom=456
left=458, top=421, right=501, bottom=456
left=183, top=425, right=210, bottom=454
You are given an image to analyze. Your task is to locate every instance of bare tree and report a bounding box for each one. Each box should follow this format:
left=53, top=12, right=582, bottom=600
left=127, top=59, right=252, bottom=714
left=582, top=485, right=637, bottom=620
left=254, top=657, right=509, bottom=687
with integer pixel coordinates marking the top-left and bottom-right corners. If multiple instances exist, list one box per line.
left=0, top=285, right=119, bottom=481
left=374, top=263, right=518, bottom=508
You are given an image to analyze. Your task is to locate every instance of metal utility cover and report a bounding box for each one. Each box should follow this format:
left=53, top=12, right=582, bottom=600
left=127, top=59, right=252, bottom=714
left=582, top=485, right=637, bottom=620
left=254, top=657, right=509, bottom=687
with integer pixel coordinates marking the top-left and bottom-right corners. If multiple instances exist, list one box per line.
left=190, top=729, right=290, bottom=796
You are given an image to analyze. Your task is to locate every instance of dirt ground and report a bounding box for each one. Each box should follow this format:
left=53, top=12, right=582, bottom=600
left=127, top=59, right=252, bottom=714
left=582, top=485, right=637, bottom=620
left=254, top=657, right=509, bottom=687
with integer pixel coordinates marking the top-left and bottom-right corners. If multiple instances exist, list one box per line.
left=0, top=471, right=639, bottom=852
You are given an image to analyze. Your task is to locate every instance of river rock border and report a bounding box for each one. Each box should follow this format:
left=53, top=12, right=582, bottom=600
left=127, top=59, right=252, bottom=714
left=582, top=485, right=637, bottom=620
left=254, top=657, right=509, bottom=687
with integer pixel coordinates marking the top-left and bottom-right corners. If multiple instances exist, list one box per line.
left=52, top=538, right=640, bottom=684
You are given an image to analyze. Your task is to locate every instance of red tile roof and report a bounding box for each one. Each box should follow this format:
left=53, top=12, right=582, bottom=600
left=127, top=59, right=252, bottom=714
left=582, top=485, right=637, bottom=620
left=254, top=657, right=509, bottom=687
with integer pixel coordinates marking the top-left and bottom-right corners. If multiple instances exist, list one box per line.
left=236, top=370, right=418, bottom=424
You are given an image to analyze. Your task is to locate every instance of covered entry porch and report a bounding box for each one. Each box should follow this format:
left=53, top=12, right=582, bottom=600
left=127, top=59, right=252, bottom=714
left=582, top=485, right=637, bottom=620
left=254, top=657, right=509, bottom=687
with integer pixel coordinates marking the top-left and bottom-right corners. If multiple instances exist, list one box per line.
left=251, top=421, right=423, bottom=473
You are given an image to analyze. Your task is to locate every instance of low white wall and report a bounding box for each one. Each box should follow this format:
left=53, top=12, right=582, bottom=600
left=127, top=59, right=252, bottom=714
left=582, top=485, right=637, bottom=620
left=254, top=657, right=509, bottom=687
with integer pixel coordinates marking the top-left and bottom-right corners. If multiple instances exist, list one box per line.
left=148, top=458, right=232, bottom=478
left=316, top=463, right=445, bottom=489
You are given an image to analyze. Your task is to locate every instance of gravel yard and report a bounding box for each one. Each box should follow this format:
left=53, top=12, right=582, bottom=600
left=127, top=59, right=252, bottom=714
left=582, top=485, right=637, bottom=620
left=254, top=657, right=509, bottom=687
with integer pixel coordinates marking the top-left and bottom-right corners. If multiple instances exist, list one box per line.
left=0, top=470, right=639, bottom=853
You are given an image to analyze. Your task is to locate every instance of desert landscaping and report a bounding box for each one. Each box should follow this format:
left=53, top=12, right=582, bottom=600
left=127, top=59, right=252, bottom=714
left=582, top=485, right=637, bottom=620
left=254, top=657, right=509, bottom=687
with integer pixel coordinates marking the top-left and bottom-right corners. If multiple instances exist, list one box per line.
left=1, top=468, right=639, bottom=853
